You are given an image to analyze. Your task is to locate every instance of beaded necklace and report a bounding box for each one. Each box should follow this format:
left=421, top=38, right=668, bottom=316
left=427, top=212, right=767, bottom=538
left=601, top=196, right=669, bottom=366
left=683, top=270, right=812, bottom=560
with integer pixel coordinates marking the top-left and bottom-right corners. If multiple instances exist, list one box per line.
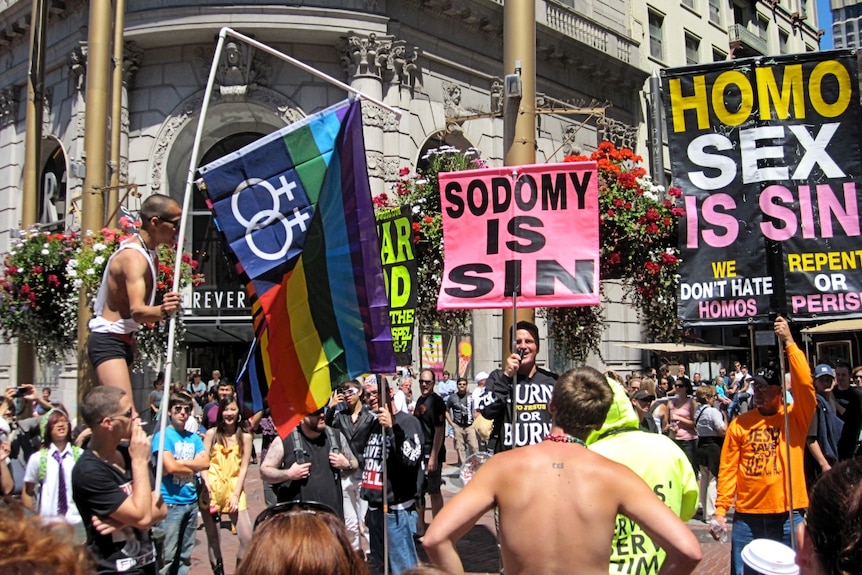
left=543, top=433, right=586, bottom=447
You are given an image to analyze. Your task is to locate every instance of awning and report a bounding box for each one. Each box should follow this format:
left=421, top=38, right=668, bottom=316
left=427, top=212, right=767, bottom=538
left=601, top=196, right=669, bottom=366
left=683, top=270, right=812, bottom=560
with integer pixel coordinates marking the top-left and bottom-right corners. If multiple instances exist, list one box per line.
left=618, top=342, right=747, bottom=353
left=801, top=318, right=862, bottom=335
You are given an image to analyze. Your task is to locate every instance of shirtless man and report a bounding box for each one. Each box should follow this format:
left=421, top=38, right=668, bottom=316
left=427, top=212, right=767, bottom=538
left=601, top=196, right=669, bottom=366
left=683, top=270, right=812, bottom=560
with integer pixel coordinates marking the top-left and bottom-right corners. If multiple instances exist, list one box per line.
left=87, top=194, right=183, bottom=411
left=423, top=366, right=702, bottom=575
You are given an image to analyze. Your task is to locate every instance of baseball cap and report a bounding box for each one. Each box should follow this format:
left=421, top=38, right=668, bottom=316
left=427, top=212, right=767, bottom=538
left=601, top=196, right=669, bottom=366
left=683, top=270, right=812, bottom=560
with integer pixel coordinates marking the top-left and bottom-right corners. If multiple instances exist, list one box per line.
left=752, top=367, right=781, bottom=387
left=475, top=371, right=489, bottom=382
left=632, top=390, right=656, bottom=402
left=813, top=364, right=835, bottom=379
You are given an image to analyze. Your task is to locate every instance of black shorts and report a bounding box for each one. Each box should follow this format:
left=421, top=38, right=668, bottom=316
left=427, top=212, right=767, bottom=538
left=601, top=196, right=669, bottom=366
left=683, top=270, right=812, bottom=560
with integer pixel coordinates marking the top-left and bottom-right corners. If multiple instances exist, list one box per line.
left=422, top=467, right=443, bottom=495
left=88, top=332, right=135, bottom=368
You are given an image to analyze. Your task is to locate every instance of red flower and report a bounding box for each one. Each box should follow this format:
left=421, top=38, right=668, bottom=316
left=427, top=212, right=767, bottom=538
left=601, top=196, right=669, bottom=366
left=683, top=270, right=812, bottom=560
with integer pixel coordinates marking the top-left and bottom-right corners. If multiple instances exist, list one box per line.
left=661, top=252, right=678, bottom=266
left=645, top=261, right=661, bottom=274
left=399, top=167, right=411, bottom=177
left=33, top=266, right=43, bottom=274
left=47, top=274, right=59, bottom=287
left=412, top=222, right=421, bottom=232
left=423, top=216, right=433, bottom=224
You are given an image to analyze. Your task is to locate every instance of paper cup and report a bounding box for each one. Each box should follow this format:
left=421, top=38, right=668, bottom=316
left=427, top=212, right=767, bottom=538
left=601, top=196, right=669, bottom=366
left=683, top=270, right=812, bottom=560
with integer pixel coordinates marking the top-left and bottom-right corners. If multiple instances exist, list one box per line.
left=741, top=539, right=799, bottom=575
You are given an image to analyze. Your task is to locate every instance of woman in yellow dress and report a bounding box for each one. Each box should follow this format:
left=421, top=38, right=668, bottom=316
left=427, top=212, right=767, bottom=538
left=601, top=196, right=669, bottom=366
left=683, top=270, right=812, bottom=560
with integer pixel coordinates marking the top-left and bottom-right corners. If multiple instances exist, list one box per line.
left=201, top=396, right=253, bottom=573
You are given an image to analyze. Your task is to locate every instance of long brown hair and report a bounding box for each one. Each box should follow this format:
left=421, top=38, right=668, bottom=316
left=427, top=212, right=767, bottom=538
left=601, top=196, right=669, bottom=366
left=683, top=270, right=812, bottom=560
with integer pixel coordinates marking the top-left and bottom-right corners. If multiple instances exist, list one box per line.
left=237, top=510, right=369, bottom=575
left=213, top=396, right=244, bottom=458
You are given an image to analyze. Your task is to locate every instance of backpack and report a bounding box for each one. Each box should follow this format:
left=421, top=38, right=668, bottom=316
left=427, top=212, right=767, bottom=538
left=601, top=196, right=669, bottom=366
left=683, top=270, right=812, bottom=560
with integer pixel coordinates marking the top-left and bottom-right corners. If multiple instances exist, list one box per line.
left=815, top=395, right=844, bottom=464
left=38, top=445, right=83, bottom=482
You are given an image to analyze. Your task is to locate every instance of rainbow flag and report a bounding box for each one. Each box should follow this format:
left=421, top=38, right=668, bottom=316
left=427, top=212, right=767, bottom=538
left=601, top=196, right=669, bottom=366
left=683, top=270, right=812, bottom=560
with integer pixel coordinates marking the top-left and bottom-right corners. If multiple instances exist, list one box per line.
left=197, top=99, right=395, bottom=437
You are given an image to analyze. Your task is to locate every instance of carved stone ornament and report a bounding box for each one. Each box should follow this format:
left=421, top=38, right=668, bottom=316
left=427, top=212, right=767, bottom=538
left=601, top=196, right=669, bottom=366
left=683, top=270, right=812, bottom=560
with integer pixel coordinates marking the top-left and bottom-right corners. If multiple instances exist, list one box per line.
left=489, top=77, right=503, bottom=115
left=122, top=41, right=144, bottom=83
left=597, top=116, right=638, bottom=150
left=341, top=32, right=394, bottom=81
left=0, top=88, right=16, bottom=124
left=151, top=87, right=303, bottom=191
left=69, top=43, right=87, bottom=91
left=362, top=102, right=399, bottom=131
left=443, top=82, right=462, bottom=119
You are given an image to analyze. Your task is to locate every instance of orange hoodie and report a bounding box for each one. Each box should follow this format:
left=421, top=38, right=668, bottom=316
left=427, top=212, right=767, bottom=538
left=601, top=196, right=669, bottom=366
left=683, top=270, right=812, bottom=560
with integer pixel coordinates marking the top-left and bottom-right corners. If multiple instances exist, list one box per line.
left=715, top=343, right=814, bottom=515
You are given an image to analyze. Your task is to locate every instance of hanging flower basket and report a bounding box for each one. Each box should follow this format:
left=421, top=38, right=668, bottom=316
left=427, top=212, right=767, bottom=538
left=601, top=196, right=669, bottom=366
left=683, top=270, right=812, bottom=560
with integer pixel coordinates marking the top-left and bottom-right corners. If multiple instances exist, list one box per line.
left=0, top=216, right=204, bottom=370
left=543, top=142, right=685, bottom=364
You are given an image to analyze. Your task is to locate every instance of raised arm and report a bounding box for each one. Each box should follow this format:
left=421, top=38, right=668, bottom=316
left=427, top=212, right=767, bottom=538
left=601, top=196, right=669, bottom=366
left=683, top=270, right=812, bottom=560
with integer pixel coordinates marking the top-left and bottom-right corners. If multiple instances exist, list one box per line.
left=423, top=457, right=499, bottom=574
left=109, top=423, right=161, bottom=529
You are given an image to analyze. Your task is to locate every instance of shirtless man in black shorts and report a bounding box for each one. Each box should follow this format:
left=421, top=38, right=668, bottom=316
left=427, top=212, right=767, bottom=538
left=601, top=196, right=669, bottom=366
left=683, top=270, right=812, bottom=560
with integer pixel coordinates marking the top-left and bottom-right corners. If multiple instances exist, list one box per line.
left=87, top=194, right=182, bottom=413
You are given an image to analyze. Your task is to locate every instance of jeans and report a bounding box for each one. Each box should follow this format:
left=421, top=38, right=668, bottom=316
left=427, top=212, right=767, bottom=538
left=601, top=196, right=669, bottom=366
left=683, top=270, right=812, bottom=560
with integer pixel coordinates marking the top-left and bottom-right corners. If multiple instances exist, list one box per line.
left=158, top=501, right=198, bottom=575
left=730, top=511, right=803, bottom=575
left=366, top=505, right=418, bottom=575
left=728, top=392, right=751, bottom=419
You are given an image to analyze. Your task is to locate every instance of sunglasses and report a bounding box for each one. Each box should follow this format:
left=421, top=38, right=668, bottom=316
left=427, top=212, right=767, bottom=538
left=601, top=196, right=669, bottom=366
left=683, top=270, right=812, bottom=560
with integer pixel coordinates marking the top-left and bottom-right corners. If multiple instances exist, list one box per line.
left=110, top=407, right=133, bottom=420
left=158, top=216, right=181, bottom=230
left=854, top=374, right=862, bottom=379
left=172, top=405, right=193, bottom=414
left=254, top=500, right=338, bottom=531
left=419, top=379, right=434, bottom=384
left=674, top=384, right=686, bottom=388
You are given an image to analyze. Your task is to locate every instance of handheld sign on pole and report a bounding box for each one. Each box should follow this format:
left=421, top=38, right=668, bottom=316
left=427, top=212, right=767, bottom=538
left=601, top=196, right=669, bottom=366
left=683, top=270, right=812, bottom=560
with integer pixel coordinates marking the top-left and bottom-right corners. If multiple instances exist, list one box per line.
left=663, top=50, right=862, bottom=325
left=437, top=162, right=599, bottom=310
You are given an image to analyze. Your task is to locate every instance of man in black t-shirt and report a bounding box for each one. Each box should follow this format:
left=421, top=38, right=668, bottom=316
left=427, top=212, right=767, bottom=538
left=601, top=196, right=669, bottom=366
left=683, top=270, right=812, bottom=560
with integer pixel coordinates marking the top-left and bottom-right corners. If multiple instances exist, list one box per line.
left=414, top=368, right=446, bottom=536
left=259, top=407, right=356, bottom=520
left=833, top=361, right=862, bottom=459
left=72, top=386, right=165, bottom=575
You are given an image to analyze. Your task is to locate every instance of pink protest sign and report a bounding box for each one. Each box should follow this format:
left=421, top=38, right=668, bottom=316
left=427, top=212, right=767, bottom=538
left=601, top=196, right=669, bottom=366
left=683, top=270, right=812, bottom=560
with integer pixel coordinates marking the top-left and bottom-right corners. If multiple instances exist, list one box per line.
left=437, top=161, right=599, bottom=309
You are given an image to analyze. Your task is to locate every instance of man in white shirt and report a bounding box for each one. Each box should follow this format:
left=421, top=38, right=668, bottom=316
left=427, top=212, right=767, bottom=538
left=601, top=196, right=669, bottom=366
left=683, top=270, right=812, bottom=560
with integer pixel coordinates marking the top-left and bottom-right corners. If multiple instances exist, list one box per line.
left=22, top=408, right=85, bottom=543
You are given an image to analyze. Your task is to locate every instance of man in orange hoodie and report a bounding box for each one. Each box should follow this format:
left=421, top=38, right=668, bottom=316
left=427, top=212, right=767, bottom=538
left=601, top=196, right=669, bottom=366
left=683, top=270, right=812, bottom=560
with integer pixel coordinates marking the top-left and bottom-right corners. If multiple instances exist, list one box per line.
left=713, top=316, right=815, bottom=575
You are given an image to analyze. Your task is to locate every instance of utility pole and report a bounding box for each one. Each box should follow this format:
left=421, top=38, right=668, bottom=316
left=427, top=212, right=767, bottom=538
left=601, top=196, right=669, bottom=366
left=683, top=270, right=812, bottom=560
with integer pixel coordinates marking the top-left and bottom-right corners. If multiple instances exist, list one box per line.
left=18, top=0, right=49, bottom=387
left=107, top=0, right=127, bottom=228
left=501, top=0, right=536, bottom=358
left=77, top=0, right=113, bottom=403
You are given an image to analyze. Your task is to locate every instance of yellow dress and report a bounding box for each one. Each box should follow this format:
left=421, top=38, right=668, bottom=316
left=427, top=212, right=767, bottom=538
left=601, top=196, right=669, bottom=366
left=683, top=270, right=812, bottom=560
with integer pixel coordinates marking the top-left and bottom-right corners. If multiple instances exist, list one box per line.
left=208, top=443, right=248, bottom=512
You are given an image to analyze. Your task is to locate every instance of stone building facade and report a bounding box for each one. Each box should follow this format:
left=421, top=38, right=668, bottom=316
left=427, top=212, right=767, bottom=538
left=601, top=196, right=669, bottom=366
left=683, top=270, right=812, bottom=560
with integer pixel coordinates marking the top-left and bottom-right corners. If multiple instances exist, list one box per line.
left=0, top=0, right=820, bottom=410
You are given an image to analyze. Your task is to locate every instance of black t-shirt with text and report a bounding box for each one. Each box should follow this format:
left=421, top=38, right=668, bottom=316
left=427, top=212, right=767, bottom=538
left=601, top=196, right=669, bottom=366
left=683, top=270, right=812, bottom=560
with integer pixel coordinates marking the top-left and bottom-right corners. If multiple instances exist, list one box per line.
left=71, top=446, right=157, bottom=575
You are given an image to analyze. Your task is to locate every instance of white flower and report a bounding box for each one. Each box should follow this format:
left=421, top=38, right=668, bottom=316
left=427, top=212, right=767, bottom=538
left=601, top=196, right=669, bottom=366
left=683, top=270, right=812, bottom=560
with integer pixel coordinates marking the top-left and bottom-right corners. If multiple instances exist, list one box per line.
left=73, top=279, right=82, bottom=289
left=41, top=249, right=49, bottom=255
left=93, top=243, right=107, bottom=252
left=94, top=255, right=105, bottom=266
left=67, top=269, right=78, bottom=278
left=67, top=259, right=78, bottom=269
left=85, top=268, right=96, bottom=275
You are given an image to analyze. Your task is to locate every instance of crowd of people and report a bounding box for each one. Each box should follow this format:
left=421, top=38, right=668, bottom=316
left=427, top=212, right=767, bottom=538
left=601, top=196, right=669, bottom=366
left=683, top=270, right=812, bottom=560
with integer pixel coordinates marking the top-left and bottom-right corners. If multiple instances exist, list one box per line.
left=1, top=317, right=862, bottom=575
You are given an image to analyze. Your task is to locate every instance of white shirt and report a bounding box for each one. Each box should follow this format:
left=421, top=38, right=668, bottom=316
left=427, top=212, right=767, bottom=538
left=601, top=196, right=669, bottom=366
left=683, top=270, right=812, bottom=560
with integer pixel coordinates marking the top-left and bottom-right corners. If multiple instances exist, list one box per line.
left=471, top=386, right=485, bottom=407
left=24, top=443, right=82, bottom=525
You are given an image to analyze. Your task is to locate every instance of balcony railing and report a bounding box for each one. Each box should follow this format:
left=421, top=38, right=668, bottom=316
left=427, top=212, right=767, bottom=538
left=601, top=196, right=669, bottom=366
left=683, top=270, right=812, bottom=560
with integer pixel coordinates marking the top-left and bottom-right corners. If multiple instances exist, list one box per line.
left=728, top=23, right=768, bottom=55
left=543, top=1, right=638, bottom=65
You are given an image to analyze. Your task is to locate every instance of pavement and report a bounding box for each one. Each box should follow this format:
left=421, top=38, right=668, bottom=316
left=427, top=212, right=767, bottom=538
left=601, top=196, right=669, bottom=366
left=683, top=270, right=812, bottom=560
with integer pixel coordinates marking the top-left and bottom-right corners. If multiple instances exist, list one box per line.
left=188, top=440, right=731, bottom=575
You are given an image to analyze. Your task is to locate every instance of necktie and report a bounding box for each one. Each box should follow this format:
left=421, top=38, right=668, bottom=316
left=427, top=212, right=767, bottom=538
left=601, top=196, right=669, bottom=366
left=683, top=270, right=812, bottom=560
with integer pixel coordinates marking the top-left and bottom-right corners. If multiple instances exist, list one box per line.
left=53, top=451, right=68, bottom=516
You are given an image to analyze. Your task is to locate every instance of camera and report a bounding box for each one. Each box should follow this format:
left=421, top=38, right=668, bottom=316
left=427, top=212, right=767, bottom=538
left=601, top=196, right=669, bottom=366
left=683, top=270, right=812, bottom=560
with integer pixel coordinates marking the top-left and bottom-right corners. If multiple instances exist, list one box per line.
left=13, top=387, right=28, bottom=398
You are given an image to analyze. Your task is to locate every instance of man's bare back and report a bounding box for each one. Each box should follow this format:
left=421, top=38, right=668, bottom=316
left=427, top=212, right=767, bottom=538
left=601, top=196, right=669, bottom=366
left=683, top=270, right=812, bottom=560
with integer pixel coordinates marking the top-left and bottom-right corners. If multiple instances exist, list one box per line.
left=424, top=440, right=701, bottom=575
